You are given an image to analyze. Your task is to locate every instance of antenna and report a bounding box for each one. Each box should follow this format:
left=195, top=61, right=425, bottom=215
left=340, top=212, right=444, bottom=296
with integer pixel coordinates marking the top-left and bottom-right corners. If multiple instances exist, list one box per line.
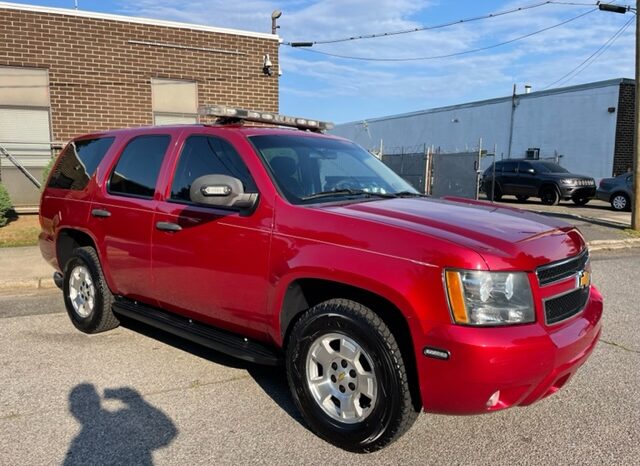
left=74, top=1, right=79, bottom=10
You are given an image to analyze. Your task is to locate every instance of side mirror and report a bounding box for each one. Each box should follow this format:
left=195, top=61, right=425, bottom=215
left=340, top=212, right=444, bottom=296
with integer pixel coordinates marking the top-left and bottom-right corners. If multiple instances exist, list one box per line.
left=190, top=175, right=258, bottom=211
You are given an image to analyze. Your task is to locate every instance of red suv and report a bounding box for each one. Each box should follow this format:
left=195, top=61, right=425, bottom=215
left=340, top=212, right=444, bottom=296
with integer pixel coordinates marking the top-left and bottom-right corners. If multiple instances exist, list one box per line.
left=39, top=106, right=602, bottom=452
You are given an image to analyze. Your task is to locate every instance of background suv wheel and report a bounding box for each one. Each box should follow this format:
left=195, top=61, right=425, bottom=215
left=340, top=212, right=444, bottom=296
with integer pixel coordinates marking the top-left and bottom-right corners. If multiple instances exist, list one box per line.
left=540, top=186, right=560, bottom=206
left=610, top=192, right=630, bottom=211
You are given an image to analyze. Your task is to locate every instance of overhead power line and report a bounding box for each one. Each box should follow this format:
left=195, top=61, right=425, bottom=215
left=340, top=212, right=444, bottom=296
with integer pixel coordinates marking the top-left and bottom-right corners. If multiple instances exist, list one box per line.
left=286, top=1, right=598, bottom=47
left=291, top=8, right=597, bottom=62
left=542, top=14, right=634, bottom=89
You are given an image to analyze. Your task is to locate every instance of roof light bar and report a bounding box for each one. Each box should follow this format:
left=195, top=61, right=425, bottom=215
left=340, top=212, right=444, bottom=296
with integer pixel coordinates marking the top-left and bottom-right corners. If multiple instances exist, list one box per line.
left=199, top=105, right=334, bottom=131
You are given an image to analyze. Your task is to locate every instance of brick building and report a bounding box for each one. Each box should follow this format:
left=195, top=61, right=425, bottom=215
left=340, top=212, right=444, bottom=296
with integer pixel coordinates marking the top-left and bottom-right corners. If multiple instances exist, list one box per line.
left=0, top=1, right=280, bottom=209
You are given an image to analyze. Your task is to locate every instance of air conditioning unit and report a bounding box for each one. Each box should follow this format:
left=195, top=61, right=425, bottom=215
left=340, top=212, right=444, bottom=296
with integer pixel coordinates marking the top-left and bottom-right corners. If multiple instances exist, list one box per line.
left=525, top=148, right=540, bottom=160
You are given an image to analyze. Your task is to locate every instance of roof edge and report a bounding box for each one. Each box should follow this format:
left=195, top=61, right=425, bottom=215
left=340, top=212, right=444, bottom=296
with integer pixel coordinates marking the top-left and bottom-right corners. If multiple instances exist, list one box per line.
left=0, top=1, right=279, bottom=41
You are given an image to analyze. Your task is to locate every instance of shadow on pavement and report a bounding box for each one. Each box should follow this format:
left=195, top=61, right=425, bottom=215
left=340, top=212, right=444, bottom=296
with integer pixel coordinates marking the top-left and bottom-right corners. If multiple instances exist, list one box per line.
left=118, top=317, right=307, bottom=430
left=64, top=383, right=177, bottom=466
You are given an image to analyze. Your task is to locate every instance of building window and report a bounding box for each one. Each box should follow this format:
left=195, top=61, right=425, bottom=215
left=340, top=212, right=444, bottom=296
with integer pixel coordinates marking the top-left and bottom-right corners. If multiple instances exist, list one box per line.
left=151, top=78, right=198, bottom=125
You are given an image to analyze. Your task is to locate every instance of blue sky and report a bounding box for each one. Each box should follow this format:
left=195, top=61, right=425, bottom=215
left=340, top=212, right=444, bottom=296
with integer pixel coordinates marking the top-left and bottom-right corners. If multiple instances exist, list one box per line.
left=8, top=1, right=636, bottom=123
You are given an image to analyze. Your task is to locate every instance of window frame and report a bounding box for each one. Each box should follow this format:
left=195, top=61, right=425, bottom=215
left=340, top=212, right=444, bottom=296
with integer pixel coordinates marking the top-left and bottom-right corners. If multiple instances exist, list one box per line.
left=166, top=133, right=259, bottom=210
left=106, top=134, right=172, bottom=200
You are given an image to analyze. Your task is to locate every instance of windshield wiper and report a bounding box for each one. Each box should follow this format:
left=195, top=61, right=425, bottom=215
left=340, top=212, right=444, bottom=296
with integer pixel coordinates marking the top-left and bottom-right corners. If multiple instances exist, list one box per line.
left=300, top=189, right=397, bottom=201
left=393, top=191, right=427, bottom=198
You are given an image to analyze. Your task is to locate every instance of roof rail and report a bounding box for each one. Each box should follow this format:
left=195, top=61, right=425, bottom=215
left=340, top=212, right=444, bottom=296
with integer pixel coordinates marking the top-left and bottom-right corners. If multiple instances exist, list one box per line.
left=199, top=105, right=334, bottom=132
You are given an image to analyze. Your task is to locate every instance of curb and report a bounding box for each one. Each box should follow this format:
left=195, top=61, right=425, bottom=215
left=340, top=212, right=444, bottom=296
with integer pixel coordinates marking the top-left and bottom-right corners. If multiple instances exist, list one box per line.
left=588, top=238, right=640, bottom=251
left=0, top=276, right=56, bottom=292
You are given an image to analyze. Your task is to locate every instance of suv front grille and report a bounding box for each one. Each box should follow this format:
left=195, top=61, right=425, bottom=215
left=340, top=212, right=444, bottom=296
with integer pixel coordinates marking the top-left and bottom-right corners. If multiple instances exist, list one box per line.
left=544, top=287, right=590, bottom=325
left=536, top=250, right=588, bottom=286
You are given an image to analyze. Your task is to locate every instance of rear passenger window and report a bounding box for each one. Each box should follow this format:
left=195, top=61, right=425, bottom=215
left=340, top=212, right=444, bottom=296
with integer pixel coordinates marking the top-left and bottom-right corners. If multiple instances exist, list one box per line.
left=108, top=135, right=170, bottom=198
left=48, top=137, right=115, bottom=190
left=501, top=162, right=517, bottom=173
left=170, top=135, right=257, bottom=202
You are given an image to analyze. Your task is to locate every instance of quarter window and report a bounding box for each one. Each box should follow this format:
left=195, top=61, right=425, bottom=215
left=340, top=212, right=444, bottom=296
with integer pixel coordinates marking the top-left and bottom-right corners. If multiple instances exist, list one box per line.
left=170, top=135, right=257, bottom=203
left=48, top=137, right=115, bottom=190
left=109, top=135, right=170, bottom=198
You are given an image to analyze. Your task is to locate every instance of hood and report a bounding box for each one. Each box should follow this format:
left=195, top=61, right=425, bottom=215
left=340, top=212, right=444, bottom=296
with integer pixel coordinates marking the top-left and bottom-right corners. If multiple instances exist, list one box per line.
left=322, top=197, right=585, bottom=270
left=543, top=172, right=593, bottom=181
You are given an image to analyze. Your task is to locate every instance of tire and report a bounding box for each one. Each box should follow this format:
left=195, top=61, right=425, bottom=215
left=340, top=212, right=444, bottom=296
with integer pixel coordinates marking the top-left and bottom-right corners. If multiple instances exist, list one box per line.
left=515, top=195, right=529, bottom=203
left=62, top=246, right=119, bottom=334
left=286, top=299, right=418, bottom=452
left=487, top=184, right=502, bottom=202
left=540, top=186, right=560, bottom=206
left=610, top=192, right=630, bottom=211
left=572, top=196, right=590, bottom=206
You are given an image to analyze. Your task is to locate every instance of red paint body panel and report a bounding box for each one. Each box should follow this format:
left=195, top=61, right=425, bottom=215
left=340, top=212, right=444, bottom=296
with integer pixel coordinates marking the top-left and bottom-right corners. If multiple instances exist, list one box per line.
left=39, top=124, right=603, bottom=416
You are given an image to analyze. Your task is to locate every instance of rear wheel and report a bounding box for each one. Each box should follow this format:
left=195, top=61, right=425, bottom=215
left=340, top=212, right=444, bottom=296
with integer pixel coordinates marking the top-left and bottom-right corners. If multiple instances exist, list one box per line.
left=286, top=299, right=418, bottom=452
left=540, top=186, right=560, bottom=206
left=487, top=184, right=502, bottom=202
left=611, top=192, right=630, bottom=211
left=63, top=246, right=119, bottom=334
left=572, top=196, right=590, bottom=206
left=515, top=195, right=529, bottom=203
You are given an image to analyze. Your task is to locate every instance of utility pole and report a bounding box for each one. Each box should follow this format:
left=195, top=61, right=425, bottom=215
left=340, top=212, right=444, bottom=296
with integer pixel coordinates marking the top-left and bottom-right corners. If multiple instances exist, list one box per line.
left=599, top=3, right=638, bottom=228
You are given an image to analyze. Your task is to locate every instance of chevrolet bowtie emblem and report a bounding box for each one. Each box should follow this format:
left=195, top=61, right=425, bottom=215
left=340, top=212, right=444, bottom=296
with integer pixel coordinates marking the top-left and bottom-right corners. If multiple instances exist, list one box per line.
left=577, top=270, right=591, bottom=289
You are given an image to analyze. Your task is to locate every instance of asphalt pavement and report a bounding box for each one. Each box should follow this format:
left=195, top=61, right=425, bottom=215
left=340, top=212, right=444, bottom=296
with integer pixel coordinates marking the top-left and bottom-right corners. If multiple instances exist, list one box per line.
left=0, top=249, right=638, bottom=465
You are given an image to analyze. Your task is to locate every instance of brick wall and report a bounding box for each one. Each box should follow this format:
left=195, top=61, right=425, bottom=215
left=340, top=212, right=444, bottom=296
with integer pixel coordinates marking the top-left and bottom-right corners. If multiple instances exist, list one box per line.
left=613, top=81, right=635, bottom=176
left=0, top=7, right=279, bottom=142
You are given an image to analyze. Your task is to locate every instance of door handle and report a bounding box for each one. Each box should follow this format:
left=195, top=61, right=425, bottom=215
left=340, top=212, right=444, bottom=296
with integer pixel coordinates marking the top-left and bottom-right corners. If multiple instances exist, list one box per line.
left=91, top=208, right=111, bottom=218
left=156, top=221, right=182, bottom=232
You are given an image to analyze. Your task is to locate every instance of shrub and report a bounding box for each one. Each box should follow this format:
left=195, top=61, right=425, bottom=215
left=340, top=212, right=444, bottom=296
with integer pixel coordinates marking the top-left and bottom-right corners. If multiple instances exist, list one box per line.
left=0, top=182, right=14, bottom=227
left=41, top=156, right=55, bottom=189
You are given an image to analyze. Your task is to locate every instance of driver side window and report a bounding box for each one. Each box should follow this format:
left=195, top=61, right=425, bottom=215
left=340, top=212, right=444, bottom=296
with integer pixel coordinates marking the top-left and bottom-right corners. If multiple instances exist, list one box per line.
left=170, top=135, right=257, bottom=203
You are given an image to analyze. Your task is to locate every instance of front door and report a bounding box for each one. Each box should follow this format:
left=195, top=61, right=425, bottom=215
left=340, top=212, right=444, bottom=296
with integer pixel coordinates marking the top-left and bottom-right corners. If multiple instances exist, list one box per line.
left=151, top=132, right=273, bottom=338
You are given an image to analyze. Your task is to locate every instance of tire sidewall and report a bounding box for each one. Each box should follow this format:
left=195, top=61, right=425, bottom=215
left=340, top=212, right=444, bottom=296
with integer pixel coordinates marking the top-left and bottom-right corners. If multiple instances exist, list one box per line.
left=287, top=311, right=403, bottom=450
left=63, top=250, right=107, bottom=333
left=611, top=193, right=629, bottom=211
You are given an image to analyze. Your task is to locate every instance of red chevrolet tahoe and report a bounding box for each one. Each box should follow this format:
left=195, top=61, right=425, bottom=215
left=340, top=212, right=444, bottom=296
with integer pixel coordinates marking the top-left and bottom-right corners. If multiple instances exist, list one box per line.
left=39, top=106, right=602, bottom=452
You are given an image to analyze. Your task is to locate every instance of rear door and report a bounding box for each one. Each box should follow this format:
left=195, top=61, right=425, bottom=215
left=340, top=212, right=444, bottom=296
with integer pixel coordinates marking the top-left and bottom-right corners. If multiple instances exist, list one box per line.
left=89, top=133, right=173, bottom=303
left=151, top=130, right=273, bottom=338
left=498, top=161, right=519, bottom=194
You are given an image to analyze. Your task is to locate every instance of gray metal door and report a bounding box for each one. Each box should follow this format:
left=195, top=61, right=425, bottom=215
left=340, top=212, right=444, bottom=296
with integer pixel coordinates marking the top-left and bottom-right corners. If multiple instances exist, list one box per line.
left=430, top=152, right=478, bottom=199
left=381, top=152, right=427, bottom=193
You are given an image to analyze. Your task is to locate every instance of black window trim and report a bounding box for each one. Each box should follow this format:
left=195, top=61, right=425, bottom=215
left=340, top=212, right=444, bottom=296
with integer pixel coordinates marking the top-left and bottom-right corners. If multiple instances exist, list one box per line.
left=106, top=133, right=171, bottom=201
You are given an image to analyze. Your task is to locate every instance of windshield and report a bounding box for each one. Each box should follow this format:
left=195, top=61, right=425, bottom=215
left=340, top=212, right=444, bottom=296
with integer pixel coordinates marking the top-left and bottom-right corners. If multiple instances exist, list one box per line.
left=535, top=162, right=569, bottom=174
left=249, top=135, right=418, bottom=203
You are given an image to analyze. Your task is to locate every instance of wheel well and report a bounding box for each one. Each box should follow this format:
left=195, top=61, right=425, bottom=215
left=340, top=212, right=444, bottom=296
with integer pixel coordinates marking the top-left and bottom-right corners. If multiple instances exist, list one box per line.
left=610, top=191, right=629, bottom=201
left=538, top=183, right=559, bottom=195
left=56, top=229, right=96, bottom=270
left=280, top=278, right=422, bottom=410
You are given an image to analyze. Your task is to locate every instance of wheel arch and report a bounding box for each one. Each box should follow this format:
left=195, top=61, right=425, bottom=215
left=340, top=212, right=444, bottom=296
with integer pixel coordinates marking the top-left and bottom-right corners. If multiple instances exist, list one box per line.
left=279, top=278, right=422, bottom=410
left=56, top=228, right=98, bottom=271
left=537, top=182, right=560, bottom=196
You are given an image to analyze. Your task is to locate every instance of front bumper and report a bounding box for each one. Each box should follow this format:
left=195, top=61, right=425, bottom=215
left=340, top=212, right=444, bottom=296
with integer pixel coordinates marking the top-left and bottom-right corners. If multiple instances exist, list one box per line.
left=416, top=285, right=603, bottom=414
left=558, top=186, right=596, bottom=200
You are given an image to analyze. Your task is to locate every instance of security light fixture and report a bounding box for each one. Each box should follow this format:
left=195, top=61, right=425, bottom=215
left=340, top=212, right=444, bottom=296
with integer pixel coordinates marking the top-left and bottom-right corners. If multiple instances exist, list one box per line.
left=271, top=10, right=282, bottom=35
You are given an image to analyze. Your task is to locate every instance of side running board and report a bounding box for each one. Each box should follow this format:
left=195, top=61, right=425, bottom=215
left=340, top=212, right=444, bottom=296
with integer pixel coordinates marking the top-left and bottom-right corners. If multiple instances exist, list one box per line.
left=112, top=297, right=281, bottom=366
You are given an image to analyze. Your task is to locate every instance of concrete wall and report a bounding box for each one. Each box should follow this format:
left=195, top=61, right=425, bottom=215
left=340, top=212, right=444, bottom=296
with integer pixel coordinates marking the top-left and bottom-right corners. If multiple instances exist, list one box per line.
left=332, top=80, right=626, bottom=180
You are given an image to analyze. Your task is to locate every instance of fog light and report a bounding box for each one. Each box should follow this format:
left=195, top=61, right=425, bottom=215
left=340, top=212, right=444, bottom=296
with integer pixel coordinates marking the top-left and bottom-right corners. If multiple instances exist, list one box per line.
left=486, top=390, right=500, bottom=407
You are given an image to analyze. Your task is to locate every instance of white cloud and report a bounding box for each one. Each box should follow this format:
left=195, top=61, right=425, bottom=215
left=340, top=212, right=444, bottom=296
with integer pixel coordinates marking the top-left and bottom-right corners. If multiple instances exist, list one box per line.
left=117, top=1, right=635, bottom=121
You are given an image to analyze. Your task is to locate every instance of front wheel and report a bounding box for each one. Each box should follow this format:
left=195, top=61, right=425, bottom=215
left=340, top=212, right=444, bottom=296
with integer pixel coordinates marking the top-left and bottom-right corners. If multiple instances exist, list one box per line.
left=611, top=193, right=630, bottom=211
left=286, top=299, right=418, bottom=452
left=540, top=186, right=560, bottom=206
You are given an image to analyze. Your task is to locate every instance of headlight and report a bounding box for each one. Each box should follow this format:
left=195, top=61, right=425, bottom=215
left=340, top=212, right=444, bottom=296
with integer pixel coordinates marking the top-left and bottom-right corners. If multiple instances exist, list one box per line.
left=444, top=270, right=535, bottom=326
left=560, top=178, right=577, bottom=185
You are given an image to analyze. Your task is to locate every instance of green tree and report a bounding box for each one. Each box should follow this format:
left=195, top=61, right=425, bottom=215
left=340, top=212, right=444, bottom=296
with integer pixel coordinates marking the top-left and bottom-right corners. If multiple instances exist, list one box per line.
left=0, top=182, right=14, bottom=227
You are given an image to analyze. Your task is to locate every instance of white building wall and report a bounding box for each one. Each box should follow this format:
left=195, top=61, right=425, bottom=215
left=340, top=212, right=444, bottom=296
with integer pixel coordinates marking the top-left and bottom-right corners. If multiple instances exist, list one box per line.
left=332, top=80, right=622, bottom=180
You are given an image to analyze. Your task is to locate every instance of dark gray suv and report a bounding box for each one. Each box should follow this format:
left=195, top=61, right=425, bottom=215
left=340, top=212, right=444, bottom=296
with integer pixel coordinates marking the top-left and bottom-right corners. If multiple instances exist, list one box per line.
left=483, top=160, right=596, bottom=206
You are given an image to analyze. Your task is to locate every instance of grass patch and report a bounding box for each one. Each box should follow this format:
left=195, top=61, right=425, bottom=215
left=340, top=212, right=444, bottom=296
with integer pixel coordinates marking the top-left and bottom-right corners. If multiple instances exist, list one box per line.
left=622, top=228, right=640, bottom=238
left=0, top=215, right=40, bottom=247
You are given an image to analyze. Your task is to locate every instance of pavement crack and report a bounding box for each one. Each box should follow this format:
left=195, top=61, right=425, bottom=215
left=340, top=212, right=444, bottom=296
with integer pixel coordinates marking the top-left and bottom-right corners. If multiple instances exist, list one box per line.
left=600, top=338, right=640, bottom=354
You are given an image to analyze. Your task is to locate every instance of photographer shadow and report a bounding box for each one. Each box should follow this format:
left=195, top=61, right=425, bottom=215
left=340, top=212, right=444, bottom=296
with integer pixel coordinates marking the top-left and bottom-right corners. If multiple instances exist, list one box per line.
left=64, top=384, right=177, bottom=466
